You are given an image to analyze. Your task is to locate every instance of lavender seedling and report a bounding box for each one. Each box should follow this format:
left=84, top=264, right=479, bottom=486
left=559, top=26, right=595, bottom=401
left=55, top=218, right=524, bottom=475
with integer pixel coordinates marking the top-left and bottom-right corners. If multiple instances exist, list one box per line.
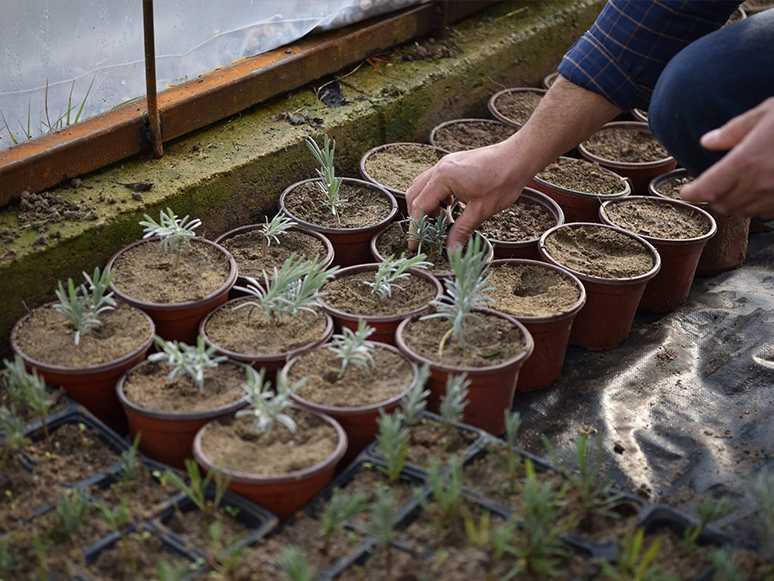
left=0, top=406, right=26, bottom=471
left=600, top=528, right=665, bottom=581
left=367, top=486, right=397, bottom=574
left=327, top=320, right=376, bottom=379
left=747, top=471, right=774, bottom=558
left=439, top=373, right=470, bottom=439
left=235, top=367, right=306, bottom=438
left=2, top=355, right=53, bottom=448
left=53, top=267, right=116, bottom=346
left=421, top=236, right=495, bottom=355
left=375, top=410, right=409, bottom=483
left=148, top=336, right=227, bottom=394
left=709, top=549, right=748, bottom=581
left=162, top=459, right=232, bottom=537
left=485, top=410, right=522, bottom=493
left=408, top=209, right=449, bottom=256
left=306, top=135, right=346, bottom=224
left=320, top=489, right=369, bottom=553
left=683, top=497, right=735, bottom=554
left=365, top=253, right=433, bottom=299
left=260, top=211, right=297, bottom=258
left=155, top=559, right=187, bottom=581
left=0, top=539, right=15, bottom=577
left=32, top=532, right=48, bottom=581
left=464, top=509, right=491, bottom=549
left=401, top=363, right=431, bottom=428
left=140, top=208, right=201, bottom=268
left=99, top=497, right=138, bottom=577
left=278, top=546, right=313, bottom=581
left=414, top=457, right=464, bottom=528
left=117, top=433, right=142, bottom=488
left=56, top=489, right=90, bottom=540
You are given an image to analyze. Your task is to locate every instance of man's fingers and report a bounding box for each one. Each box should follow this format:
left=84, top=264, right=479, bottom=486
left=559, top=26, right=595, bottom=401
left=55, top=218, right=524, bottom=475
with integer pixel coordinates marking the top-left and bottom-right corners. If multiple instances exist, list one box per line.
left=410, top=174, right=451, bottom=223
left=406, top=167, right=434, bottom=216
left=701, top=106, right=765, bottom=151
left=680, top=158, right=740, bottom=204
left=447, top=206, right=484, bottom=252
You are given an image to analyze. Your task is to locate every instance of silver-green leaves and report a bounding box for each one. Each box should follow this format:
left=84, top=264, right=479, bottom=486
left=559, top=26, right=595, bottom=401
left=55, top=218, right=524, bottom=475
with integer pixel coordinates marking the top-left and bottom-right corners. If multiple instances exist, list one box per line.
left=53, top=267, right=117, bottom=346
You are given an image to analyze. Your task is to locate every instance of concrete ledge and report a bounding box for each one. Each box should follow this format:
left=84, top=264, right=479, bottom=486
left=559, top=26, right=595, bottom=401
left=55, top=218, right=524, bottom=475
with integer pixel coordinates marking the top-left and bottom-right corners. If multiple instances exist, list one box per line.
left=0, top=0, right=603, bottom=354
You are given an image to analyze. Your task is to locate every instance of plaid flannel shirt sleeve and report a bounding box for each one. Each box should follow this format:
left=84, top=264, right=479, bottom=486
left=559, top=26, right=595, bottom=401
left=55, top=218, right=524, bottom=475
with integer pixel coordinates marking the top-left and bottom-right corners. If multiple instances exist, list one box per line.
left=558, top=0, right=742, bottom=111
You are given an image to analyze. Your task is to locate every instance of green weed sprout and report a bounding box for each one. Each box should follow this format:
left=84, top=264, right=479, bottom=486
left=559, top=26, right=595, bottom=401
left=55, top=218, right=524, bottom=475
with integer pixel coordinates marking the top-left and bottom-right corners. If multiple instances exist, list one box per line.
left=278, top=546, right=313, bottom=581
left=306, top=135, right=346, bottom=224
left=408, top=209, right=449, bottom=256
left=747, top=471, right=774, bottom=558
left=375, top=410, right=409, bottom=483
left=401, top=363, right=431, bottom=428
left=439, top=373, right=470, bottom=437
left=709, top=548, right=748, bottom=581
left=99, top=497, right=137, bottom=577
left=56, top=489, right=90, bottom=540
left=148, top=336, right=227, bottom=394
left=320, top=489, right=369, bottom=553
left=260, top=211, right=297, bottom=258
left=236, top=367, right=305, bottom=438
left=0, top=538, right=15, bottom=576
left=368, top=485, right=397, bottom=573
left=600, top=528, right=665, bottom=581
left=2, top=355, right=53, bottom=448
left=421, top=236, right=494, bottom=355
left=683, top=497, right=735, bottom=553
left=53, top=267, right=116, bottom=346
left=140, top=208, right=201, bottom=261
left=365, top=253, right=433, bottom=299
left=327, top=319, right=376, bottom=378
left=0, top=406, right=27, bottom=471
left=414, top=457, right=464, bottom=528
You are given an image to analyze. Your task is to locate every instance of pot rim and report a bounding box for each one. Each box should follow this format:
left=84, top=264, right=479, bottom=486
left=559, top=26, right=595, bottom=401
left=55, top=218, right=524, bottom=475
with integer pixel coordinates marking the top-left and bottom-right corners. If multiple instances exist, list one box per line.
left=542, top=71, right=560, bottom=90
left=632, top=108, right=648, bottom=123
left=449, top=187, right=565, bottom=248
left=428, top=118, right=516, bottom=153
left=199, top=300, right=335, bottom=364
left=599, top=195, right=718, bottom=246
left=193, top=405, right=348, bottom=485
left=648, top=168, right=709, bottom=208
left=10, top=302, right=155, bottom=376
left=282, top=342, right=417, bottom=415
left=317, top=263, right=443, bottom=324
left=538, top=222, right=662, bottom=286
left=578, top=121, right=675, bottom=169
left=530, top=155, right=632, bottom=200
left=279, top=177, right=398, bottom=235
left=395, top=307, right=535, bottom=375
left=359, top=142, right=448, bottom=199
left=106, top=237, right=238, bottom=312
left=489, top=258, right=587, bottom=323
left=487, top=87, right=548, bottom=128
left=116, top=358, right=251, bottom=420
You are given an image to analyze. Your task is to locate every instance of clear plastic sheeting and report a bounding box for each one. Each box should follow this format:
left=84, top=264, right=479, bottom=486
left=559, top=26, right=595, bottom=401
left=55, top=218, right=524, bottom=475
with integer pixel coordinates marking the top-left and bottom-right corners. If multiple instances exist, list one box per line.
left=0, top=0, right=425, bottom=152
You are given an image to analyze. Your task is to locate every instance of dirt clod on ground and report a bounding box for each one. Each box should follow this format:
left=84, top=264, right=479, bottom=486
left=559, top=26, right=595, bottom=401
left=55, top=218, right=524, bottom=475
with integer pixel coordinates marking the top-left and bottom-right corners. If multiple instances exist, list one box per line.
left=18, top=190, right=99, bottom=225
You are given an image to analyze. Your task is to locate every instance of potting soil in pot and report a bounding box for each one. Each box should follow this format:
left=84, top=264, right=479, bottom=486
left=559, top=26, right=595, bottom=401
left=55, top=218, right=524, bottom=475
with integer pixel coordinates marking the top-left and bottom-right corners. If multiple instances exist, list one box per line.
left=289, top=346, right=413, bottom=407
left=453, top=197, right=556, bottom=242
left=583, top=127, right=669, bottom=163
left=284, top=181, right=392, bottom=228
left=536, top=157, right=627, bottom=195
left=605, top=198, right=711, bottom=239
left=543, top=225, right=654, bottom=279
left=14, top=303, right=151, bottom=367
left=655, top=174, right=695, bottom=199
left=433, top=121, right=516, bottom=152
left=488, top=263, right=581, bottom=317
left=221, top=229, right=326, bottom=275
left=364, top=144, right=444, bottom=193
left=322, top=270, right=437, bottom=316
left=112, top=238, right=232, bottom=303
left=494, top=90, right=544, bottom=125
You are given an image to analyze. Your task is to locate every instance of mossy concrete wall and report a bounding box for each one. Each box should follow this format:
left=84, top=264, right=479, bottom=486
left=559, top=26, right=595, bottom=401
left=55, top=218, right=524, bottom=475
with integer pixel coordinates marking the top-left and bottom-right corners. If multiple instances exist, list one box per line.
left=0, top=0, right=603, bottom=355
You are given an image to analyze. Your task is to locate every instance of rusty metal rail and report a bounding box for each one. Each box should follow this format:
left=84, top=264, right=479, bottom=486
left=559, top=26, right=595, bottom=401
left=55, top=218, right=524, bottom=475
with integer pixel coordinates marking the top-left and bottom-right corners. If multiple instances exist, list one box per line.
left=0, top=1, right=496, bottom=206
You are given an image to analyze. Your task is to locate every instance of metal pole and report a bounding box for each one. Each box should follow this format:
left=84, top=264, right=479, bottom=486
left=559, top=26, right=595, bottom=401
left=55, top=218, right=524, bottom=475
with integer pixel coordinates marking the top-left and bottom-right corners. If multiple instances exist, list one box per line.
left=143, top=0, right=163, bottom=158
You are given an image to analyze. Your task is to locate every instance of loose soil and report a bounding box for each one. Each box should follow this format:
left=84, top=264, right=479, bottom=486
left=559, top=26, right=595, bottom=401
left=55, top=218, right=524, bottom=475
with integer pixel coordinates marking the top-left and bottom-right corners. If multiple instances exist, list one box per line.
left=121, top=360, right=245, bottom=413
left=199, top=410, right=339, bottom=476
left=0, top=385, right=66, bottom=425
left=583, top=127, right=670, bottom=163
left=543, top=225, right=654, bottom=279
left=88, top=468, right=175, bottom=522
left=655, top=175, right=695, bottom=199
left=364, top=144, right=444, bottom=194
left=402, top=312, right=525, bottom=368
left=453, top=197, right=557, bottom=242
left=536, top=157, right=627, bottom=195
left=283, top=181, right=392, bottom=229
left=488, top=263, right=581, bottom=318
left=289, top=346, right=413, bottom=407
left=327, top=467, right=417, bottom=525
left=646, top=528, right=712, bottom=580
left=112, top=238, right=232, bottom=304
left=433, top=121, right=516, bottom=152
left=220, top=228, right=326, bottom=277
left=13, top=303, right=152, bottom=368
left=404, top=416, right=479, bottom=471
left=204, top=299, right=329, bottom=356
left=494, top=90, right=544, bottom=125
left=604, top=198, right=710, bottom=240
left=164, top=505, right=251, bottom=552
left=0, top=459, right=62, bottom=533
left=321, top=270, right=437, bottom=316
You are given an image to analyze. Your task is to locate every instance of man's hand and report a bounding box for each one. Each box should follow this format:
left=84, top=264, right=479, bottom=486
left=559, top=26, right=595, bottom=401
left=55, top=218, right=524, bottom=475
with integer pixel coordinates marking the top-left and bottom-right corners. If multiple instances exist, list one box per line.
left=681, top=97, right=774, bottom=218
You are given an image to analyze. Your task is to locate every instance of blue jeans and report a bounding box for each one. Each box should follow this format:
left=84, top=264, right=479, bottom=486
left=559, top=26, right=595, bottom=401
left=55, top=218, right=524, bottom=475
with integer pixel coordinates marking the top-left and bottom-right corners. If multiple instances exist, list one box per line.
left=649, top=9, right=774, bottom=177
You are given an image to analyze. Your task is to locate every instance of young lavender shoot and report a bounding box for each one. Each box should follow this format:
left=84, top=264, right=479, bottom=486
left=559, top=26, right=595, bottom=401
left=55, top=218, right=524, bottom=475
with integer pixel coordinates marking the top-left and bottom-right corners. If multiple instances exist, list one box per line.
left=56, top=489, right=90, bottom=540
left=306, top=135, right=346, bottom=223
left=709, top=548, right=748, bottom=581
left=278, top=546, right=313, bottom=581
left=235, top=367, right=306, bottom=438
left=407, top=209, right=449, bottom=256
left=2, top=355, right=53, bottom=448
left=401, top=363, right=431, bottom=427
left=375, top=409, right=409, bottom=483
left=600, top=528, right=663, bottom=581
left=0, top=406, right=26, bottom=470
left=747, top=471, right=774, bottom=558
left=53, top=267, right=117, bottom=346
left=0, top=539, right=15, bottom=576
left=683, top=496, right=735, bottom=554
left=147, top=335, right=227, bottom=394
left=118, top=433, right=142, bottom=486
left=367, top=485, right=397, bottom=573
left=485, top=410, right=523, bottom=493
left=439, top=373, right=470, bottom=436
left=414, top=457, right=464, bottom=528
left=162, top=459, right=232, bottom=535
left=320, top=489, right=369, bottom=551
left=420, top=236, right=495, bottom=355
left=155, top=559, right=187, bottom=581
left=327, top=319, right=376, bottom=379
left=139, top=207, right=201, bottom=257
left=99, top=497, right=138, bottom=577
left=260, top=212, right=297, bottom=258
left=364, top=253, right=433, bottom=299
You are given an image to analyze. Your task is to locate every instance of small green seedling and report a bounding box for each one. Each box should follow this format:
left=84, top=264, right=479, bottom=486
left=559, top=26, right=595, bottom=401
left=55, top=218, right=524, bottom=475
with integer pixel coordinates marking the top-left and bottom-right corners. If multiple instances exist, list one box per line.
left=485, top=410, right=522, bottom=493
left=163, top=459, right=232, bottom=537
left=375, top=410, right=409, bottom=483
left=401, top=363, right=431, bottom=428
left=278, top=545, right=313, bottom=581
left=56, top=489, right=90, bottom=540
left=0, top=406, right=26, bottom=471
left=600, top=528, right=666, bottom=581
left=367, top=485, right=397, bottom=574
left=155, top=559, right=187, bottom=581
left=259, top=211, right=297, bottom=258
left=9, top=358, right=53, bottom=449
left=408, top=209, right=449, bottom=256
left=53, top=267, right=116, bottom=346
left=32, top=531, right=48, bottom=581
left=140, top=208, right=201, bottom=267
left=0, top=538, right=16, bottom=576
left=463, top=509, right=491, bottom=549
left=709, top=548, right=748, bottom=581
left=306, top=135, right=346, bottom=224
left=99, top=497, right=138, bottom=577
left=148, top=335, right=227, bottom=394
left=117, top=433, right=142, bottom=487
left=1, top=355, right=30, bottom=409
left=235, top=367, right=306, bottom=438
left=326, top=319, right=376, bottom=378
left=414, top=457, right=464, bottom=528
left=439, top=373, right=470, bottom=439
left=365, top=253, right=433, bottom=299
left=683, top=496, right=735, bottom=554
left=320, top=489, right=369, bottom=553
left=747, top=471, right=774, bottom=559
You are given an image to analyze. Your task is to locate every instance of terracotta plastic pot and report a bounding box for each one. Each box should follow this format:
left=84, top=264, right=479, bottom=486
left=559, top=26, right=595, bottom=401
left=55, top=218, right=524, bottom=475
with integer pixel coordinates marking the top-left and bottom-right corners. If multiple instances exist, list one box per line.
left=489, top=259, right=586, bottom=390
left=359, top=143, right=447, bottom=217
left=10, top=305, right=155, bottom=432
left=280, top=177, right=397, bottom=268
left=317, top=264, right=443, bottom=345
left=599, top=197, right=717, bottom=313
left=542, top=72, right=559, bottom=90
left=193, top=407, right=347, bottom=520
left=529, top=156, right=632, bottom=223
left=199, top=301, right=335, bottom=381
left=106, top=237, right=238, bottom=344
left=649, top=169, right=750, bottom=275
left=282, top=343, right=416, bottom=461
left=395, top=308, right=534, bottom=435
left=450, top=188, right=565, bottom=260
left=428, top=118, right=516, bottom=154
left=487, top=87, right=547, bottom=129
left=538, top=223, right=661, bottom=350
left=116, top=360, right=249, bottom=469
left=578, top=122, right=677, bottom=196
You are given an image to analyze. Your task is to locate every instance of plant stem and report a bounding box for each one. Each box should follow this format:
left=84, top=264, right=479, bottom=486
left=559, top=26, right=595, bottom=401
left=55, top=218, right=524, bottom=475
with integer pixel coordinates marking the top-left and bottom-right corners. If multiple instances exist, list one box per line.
left=437, top=328, right=454, bottom=357
left=262, top=237, right=267, bottom=260
left=173, top=251, right=181, bottom=270
left=42, top=420, right=52, bottom=451
left=119, top=532, right=138, bottom=578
